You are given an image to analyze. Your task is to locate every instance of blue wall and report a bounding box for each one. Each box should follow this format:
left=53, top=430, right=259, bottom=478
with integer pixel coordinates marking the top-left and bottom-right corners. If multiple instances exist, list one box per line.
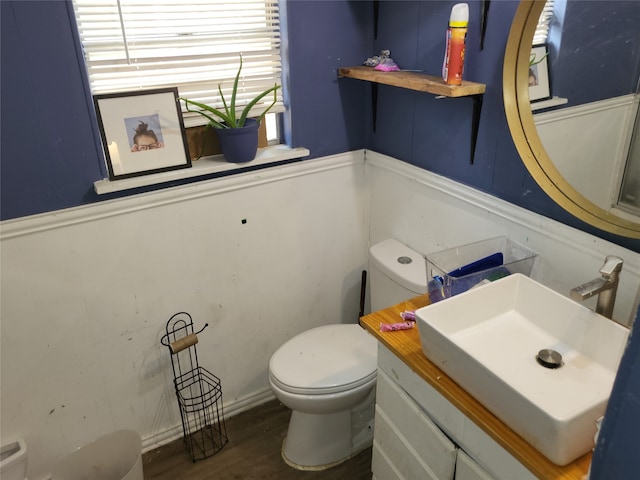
left=1, top=0, right=105, bottom=218
left=0, top=0, right=371, bottom=218
left=590, top=303, right=640, bottom=479
left=550, top=0, right=640, bottom=107
left=362, top=0, right=639, bottom=252
left=368, top=1, right=519, bottom=195
left=282, top=1, right=371, bottom=156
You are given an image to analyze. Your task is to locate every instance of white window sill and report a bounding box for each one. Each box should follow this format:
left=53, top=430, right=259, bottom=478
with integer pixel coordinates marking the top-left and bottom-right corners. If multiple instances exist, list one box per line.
left=531, top=96, right=568, bottom=112
left=94, top=144, right=310, bottom=195
left=610, top=206, right=640, bottom=223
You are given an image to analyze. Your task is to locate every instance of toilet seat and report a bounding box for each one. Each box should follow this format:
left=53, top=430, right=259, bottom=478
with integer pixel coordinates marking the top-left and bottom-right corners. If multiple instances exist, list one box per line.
left=269, top=369, right=377, bottom=396
left=269, top=324, right=377, bottom=395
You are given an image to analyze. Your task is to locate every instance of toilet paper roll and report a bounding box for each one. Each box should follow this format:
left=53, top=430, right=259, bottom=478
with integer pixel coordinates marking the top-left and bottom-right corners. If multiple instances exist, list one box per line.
left=170, top=333, right=198, bottom=353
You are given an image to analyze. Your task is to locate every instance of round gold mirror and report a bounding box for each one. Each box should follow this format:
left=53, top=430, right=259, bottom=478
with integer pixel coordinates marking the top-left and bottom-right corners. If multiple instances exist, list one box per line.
left=503, top=0, right=640, bottom=239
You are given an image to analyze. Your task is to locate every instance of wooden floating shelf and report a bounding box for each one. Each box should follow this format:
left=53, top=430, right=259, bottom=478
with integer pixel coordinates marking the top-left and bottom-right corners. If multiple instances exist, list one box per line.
left=338, top=66, right=486, bottom=97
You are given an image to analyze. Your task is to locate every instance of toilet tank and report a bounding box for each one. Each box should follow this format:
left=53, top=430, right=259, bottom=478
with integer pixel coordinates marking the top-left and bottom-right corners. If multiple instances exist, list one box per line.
left=369, top=239, right=427, bottom=312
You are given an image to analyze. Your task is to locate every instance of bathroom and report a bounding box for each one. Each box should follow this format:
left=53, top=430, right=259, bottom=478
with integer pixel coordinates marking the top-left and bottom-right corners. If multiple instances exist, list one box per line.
left=1, top=1, right=639, bottom=479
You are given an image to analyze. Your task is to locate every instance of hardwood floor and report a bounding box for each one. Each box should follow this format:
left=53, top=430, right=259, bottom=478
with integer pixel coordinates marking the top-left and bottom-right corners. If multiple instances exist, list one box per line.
left=142, top=400, right=373, bottom=479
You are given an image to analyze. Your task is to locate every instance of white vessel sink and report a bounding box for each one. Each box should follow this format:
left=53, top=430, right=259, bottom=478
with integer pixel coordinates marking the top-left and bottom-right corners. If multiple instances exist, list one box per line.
left=415, top=273, right=629, bottom=466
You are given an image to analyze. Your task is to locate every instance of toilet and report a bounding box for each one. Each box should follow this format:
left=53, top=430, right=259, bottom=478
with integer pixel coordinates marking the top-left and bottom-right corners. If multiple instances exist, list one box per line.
left=268, top=238, right=427, bottom=470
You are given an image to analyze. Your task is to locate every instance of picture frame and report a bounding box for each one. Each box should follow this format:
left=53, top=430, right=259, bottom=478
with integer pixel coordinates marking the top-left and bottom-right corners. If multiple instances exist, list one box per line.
left=93, top=87, right=191, bottom=180
left=528, top=44, right=551, bottom=103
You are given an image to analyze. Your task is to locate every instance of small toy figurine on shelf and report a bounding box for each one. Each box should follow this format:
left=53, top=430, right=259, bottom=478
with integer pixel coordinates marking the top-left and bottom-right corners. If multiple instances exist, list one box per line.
left=363, top=49, right=400, bottom=72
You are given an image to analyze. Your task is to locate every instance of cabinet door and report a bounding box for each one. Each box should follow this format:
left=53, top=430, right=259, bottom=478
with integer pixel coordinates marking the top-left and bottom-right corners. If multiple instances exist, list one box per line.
left=372, top=442, right=404, bottom=480
left=374, top=369, right=457, bottom=480
left=456, top=450, right=497, bottom=480
left=378, top=345, right=538, bottom=480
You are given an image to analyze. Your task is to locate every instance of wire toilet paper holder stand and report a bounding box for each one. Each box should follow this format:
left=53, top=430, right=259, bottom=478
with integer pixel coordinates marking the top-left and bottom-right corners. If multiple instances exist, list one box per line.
left=161, top=312, right=228, bottom=462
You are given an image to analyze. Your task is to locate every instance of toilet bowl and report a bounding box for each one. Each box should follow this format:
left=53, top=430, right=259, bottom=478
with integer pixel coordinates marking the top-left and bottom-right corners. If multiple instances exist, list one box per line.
left=1, top=439, right=27, bottom=480
left=268, top=238, right=427, bottom=470
left=269, top=324, right=378, bottom=470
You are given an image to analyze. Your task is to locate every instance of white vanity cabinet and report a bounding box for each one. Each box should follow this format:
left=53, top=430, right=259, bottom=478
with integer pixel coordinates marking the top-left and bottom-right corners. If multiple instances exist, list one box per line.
left=372, top=344, right=537, bottom=480
left=372, top=368, right=457, bottom=479
left=456, top=450, right=496, bottom=480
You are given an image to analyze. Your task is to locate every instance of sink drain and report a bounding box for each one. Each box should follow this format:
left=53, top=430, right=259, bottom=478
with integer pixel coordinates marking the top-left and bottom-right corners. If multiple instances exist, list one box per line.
left=536, top=349, right=563, bottom=369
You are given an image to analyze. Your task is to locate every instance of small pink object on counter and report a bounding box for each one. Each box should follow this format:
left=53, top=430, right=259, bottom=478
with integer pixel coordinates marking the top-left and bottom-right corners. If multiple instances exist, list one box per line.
left=380, top=321, right=415, bottom=332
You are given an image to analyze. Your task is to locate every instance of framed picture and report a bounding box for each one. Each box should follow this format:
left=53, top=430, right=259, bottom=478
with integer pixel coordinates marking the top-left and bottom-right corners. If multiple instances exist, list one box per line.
left=529, top=44, right=551, bottom=102
left=93, top=88, right=191, bottom=180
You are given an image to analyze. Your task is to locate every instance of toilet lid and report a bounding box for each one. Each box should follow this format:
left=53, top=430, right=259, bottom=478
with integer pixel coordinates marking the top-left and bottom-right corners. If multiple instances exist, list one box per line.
left=269, top=324, right=378, bottom=394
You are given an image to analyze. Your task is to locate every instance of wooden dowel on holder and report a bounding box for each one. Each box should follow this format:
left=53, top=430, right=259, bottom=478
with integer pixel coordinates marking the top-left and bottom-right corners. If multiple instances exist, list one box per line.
left=170, top=333, right=199, bottom=354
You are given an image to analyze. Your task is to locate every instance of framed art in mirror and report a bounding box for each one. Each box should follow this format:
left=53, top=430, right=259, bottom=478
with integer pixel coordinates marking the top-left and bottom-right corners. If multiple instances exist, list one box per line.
left=529, top=44, right=551, bottom=102
left=94, top=87, right=191, bottom=180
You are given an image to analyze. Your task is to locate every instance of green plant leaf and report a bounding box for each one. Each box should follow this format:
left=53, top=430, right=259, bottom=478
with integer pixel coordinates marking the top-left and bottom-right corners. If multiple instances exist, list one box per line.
left=228, top=55, right=242, bottom=127
left=218, top=85, right=233, bottom=127
left=239, top=84, right=281, bottom=126
left=529, top=51, right=549, bottom=67
left=181, top=98, right=230, bottom=128
left=180, top=54, right=280, bottom=130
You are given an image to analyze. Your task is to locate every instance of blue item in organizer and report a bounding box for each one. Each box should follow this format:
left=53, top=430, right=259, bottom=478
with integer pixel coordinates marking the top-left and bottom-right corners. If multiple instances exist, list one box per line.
left=427, top=252, right=508, bottom=303
left=447, top=252, right=504, bottom=278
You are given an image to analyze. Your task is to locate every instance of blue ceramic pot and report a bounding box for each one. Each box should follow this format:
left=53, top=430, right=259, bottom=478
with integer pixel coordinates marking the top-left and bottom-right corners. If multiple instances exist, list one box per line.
left=215, top=118, right=259, bottom=163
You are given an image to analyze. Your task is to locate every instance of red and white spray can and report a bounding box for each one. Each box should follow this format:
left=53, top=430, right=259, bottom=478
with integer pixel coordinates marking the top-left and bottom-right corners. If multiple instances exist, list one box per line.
left=442, top=3, right=469, bottom=85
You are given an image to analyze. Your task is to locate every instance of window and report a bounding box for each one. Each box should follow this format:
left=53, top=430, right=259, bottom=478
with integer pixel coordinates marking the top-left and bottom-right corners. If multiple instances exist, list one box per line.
left=533, top=0, right=554, bottom=45
left=72, top=0, right=284, bottom=129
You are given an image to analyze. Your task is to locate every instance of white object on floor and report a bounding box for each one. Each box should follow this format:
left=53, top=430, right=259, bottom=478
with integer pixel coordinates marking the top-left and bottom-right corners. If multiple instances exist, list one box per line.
left=1, top=439, right=28, bottom=480
left=50, top=430, right=143, bottom=480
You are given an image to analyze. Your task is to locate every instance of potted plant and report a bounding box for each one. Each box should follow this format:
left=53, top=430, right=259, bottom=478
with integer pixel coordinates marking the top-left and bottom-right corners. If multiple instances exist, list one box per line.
left=181, top=56, right=280, bottom=163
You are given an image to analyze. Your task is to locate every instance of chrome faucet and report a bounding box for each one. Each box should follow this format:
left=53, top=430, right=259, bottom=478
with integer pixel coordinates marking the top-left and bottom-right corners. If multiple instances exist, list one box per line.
left=570, top=256, right=624, bottom=319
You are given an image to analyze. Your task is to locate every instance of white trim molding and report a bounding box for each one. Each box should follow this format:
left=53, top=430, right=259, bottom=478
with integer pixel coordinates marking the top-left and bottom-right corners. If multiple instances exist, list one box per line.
left=1, top=150, right=359, bottom=240
left=364, top=150, right=639, bottom=274
left=364, top=149, right=640, bottom=326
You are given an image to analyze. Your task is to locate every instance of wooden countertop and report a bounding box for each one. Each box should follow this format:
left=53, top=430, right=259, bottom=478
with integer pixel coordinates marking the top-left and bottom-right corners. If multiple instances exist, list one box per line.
left=360, top=294, right=591, bottom=480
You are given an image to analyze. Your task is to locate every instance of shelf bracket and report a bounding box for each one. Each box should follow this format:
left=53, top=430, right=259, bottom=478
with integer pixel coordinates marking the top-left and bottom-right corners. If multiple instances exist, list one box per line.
left=372, top=83, right=378, bottom=132
left=373, top=0, right=380, bottom=39
left=337, top=66, right=486, bottom=161
left=470, top=94, right=483, bottom=165
left=480, top=0, right=491, bottom=50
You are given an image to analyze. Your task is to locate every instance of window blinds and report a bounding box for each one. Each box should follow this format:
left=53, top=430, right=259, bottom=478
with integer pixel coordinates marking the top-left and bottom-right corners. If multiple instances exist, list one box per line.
left=533, top=0, right=554, bottom=45
left=72, top=0, right=283, bottom=126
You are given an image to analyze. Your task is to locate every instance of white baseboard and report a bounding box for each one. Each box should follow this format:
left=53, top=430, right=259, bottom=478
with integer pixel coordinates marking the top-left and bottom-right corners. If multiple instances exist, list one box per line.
left=31, top=389, right=278, bottom=480
left=141, top=389, right=276, bottom=453
left=364, top=149, right=639, bottom=274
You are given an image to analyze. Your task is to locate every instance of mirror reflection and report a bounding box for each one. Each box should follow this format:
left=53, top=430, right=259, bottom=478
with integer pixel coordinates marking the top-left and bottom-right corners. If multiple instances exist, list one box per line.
left=620, top=111, right=640, bottom=215
left=530, top=0, right=640, bottom=220
left=504, top=0, right=640, bottom=237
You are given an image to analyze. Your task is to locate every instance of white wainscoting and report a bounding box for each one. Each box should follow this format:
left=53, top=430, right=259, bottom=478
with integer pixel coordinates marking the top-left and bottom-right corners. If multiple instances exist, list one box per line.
left=1, top=149, right=638, bottom=479
left=0, top=152, right=368, bottom=480
left=365, top=150, right=640, bottom=325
